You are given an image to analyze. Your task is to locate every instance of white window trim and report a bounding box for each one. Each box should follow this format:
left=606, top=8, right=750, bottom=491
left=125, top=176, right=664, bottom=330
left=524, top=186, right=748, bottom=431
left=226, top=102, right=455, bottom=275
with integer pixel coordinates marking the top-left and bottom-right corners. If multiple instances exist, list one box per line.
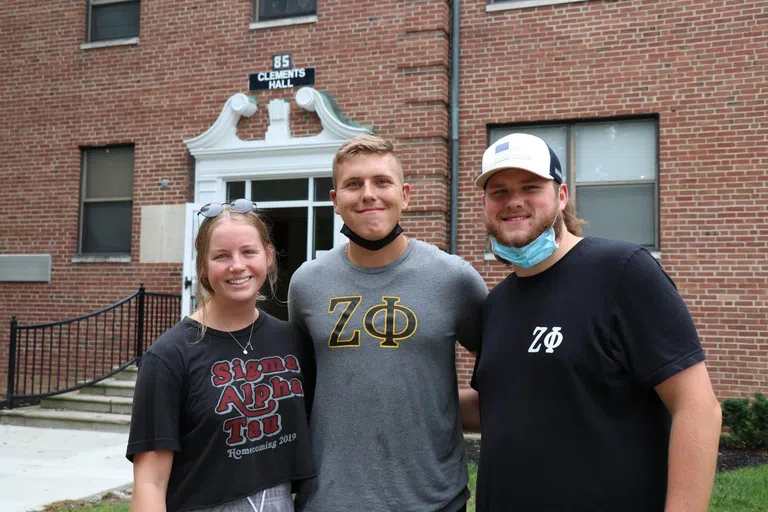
left=249, top=15, right=317, bottom=31
left=72, top=255, right=132, bottom=263
left=487, top=0, right=590, bottom=12
left=81, top=37, right=139, bottom=50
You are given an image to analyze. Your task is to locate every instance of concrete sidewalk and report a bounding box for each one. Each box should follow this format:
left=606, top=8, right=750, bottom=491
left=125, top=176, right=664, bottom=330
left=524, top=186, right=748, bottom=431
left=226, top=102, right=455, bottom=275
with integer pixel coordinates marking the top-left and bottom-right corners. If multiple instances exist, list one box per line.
left=0, top=425, right=132, bottom=512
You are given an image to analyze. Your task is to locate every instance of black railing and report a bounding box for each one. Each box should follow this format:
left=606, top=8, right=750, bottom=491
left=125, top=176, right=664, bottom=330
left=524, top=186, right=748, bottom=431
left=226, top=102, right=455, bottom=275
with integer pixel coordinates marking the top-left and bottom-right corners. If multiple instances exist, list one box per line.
left=4, top=284, right=180, bottom=409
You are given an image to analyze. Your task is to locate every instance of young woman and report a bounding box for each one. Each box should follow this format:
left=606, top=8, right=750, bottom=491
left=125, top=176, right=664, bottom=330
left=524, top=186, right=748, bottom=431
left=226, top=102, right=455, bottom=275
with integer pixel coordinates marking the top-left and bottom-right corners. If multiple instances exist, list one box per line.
left=127, top=200, right=314, bottom=512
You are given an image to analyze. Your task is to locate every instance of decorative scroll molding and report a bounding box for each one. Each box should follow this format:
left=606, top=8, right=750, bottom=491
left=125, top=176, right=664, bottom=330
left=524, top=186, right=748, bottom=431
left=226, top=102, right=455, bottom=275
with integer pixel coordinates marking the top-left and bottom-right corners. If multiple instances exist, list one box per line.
left=184, top=93, right=258, bottom=153
left=295, top=87, right=372, bottom=140
left=184, top=88, right=370, bottom=159
left=184, top=88, right=373, bottom=205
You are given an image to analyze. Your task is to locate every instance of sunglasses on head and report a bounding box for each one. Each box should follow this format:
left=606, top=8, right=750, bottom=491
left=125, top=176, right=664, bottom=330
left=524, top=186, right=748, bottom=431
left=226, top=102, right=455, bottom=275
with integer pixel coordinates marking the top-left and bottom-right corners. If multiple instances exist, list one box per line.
left=198, top=199, right=257, bottom=218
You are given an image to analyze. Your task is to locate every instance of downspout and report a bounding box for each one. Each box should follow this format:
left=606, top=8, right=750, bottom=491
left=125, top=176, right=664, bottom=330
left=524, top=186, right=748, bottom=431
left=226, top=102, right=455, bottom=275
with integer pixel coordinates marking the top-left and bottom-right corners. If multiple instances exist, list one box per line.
left=449, top=0, right=460, bottom=254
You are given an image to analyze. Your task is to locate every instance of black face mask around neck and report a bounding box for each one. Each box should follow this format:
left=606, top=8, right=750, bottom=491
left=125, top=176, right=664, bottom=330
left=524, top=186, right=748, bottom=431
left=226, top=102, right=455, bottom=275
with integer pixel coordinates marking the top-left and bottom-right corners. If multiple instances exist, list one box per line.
left=340, top=223, right=404, bottom=251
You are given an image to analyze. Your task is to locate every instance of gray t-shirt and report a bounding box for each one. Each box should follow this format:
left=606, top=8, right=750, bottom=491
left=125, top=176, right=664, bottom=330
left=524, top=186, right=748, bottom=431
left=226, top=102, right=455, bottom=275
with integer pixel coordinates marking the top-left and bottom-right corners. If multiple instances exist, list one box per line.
left=288, top=240, right=488, bottom=512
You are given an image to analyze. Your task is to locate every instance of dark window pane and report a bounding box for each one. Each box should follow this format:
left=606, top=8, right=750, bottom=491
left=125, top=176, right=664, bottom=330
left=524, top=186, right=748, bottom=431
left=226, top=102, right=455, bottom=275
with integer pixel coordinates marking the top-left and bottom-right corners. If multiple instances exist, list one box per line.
left=251, top=179, right=308, bottom=202
left=91, top=1, right=140, bottom=42
left=258, top=0, right=316, bottom=21
left=82, top=201, right=132, bottom=253
left=314, top=207, right=334, bottom=257
left=314, top=177, right=333, bottom=201
left=227, top=181, right=246, bottom=202
left=577, top=183, right=656, bottom=247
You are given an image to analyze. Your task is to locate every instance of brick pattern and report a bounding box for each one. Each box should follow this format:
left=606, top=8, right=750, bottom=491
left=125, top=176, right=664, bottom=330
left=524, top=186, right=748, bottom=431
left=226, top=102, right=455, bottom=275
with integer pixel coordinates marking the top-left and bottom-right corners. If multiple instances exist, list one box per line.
left=1, top=0, right=766, bottom=400
left=456, top=0, right=768, bottom=397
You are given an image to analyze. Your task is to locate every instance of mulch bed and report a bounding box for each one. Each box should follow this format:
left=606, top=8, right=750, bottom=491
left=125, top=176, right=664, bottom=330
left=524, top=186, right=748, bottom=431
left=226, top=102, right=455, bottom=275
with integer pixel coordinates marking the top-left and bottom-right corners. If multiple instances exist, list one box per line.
left=463, top=439, right=768, bottom=472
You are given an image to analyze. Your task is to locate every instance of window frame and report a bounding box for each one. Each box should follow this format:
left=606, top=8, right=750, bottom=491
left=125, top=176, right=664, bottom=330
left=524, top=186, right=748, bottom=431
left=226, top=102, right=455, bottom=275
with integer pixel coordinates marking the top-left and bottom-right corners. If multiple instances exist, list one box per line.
left=87, top=0, right=141, bottom=43
left=78, top=144, right=135, bottom=256
left=487, top=115, right=660, bottom=250
left=252, top=0, right=317, bottom=26
left=487, top=0, right=591, bottom=12
left=226, top=176, right=337, bottom=261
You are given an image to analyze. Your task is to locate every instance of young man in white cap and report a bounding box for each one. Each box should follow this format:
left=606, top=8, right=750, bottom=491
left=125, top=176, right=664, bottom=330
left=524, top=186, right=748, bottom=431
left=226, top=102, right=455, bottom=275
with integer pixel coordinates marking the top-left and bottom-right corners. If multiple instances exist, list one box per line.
left=460, top=133, right=722, bottom=511
left=288, top=134, right=488, bottom=512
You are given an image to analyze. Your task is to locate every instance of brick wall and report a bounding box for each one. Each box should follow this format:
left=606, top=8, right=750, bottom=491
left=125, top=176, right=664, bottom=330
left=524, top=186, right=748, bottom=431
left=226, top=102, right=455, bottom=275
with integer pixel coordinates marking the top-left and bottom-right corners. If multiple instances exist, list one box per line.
left=0, top=0, right=456, bottom=396
left=455, top=0, right=768, bottom=397
left=1, top=0, right=765, bottom=400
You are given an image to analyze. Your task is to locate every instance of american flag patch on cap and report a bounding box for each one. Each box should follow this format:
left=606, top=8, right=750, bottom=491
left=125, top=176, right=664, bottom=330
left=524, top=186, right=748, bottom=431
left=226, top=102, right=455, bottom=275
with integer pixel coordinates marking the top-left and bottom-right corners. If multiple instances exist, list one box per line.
left=494, top=141, right=510, bottom=163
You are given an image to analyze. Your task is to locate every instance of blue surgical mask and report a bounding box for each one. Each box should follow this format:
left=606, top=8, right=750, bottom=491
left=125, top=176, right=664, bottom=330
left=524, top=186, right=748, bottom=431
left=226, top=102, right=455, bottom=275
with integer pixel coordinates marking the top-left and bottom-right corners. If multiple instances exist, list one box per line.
left=491, top=225, right=559, bottom=269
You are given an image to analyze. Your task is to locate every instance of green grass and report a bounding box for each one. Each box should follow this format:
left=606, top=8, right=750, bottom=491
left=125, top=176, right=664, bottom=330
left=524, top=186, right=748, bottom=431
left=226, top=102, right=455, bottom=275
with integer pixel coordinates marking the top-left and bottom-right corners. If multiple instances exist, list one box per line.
left=467, top=462, right=768, bottom=512
left=37, top=492, right=130, bottom=512
left=709, top=464, right=768, bottom=511
left=39, top=504, right=128, bottom=512
left=39, top=463, right=768, bottom=511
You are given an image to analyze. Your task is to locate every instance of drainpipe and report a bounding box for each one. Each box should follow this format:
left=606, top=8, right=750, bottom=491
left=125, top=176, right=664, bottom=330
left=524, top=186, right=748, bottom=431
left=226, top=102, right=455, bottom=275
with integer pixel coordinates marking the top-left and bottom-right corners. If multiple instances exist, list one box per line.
left=449, top=0, right=460, bottom=254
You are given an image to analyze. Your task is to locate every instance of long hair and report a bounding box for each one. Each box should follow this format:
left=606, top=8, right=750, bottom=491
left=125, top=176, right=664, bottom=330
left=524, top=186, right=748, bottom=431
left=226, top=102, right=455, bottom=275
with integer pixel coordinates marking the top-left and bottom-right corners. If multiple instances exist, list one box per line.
left=193, top=209, right=278, bottom=339
left=555, top=182, right=587, bottom=237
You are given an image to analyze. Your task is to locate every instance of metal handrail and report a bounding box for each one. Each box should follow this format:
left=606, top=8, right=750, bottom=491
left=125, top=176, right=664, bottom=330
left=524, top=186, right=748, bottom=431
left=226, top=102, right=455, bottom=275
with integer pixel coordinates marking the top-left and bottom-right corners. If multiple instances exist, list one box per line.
left=12, top=290, right=140, bottom=330
left=4, top=283, right=180, bottom=409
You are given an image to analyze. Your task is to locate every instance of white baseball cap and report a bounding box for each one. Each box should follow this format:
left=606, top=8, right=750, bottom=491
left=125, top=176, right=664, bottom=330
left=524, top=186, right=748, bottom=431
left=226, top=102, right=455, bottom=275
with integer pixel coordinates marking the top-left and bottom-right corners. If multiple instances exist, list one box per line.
left=475, top=133, right=564, bottom=188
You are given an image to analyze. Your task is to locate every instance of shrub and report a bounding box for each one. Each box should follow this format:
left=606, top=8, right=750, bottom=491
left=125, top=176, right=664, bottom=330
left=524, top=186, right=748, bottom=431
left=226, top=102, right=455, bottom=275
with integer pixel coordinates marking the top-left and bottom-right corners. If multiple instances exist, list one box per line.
left=720, top=393, right=768, bottom=450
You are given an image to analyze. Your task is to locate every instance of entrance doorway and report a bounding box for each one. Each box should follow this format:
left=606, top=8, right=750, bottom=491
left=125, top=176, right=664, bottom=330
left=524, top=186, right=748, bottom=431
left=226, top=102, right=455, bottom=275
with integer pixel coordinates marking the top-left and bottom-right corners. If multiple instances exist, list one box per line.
left=228, top=177, right=337, bottom=320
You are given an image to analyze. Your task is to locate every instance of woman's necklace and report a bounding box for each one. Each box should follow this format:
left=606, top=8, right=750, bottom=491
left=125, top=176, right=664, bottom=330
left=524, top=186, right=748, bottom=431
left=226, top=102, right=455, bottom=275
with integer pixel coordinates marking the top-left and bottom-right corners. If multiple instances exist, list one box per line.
left=225, top=316, right=256, bottom=355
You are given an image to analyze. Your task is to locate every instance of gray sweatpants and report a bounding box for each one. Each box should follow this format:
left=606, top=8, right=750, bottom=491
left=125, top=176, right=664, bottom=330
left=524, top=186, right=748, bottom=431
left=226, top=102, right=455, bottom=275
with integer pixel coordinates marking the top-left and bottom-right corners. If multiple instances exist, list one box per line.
left=194, top=482, right=293, bottom=512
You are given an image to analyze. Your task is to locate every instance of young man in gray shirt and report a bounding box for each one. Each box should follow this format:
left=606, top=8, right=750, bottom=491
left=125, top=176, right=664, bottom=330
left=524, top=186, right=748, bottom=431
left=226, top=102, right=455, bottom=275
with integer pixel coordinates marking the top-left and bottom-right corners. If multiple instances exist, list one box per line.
left=288, top=135, right=487, bottom=512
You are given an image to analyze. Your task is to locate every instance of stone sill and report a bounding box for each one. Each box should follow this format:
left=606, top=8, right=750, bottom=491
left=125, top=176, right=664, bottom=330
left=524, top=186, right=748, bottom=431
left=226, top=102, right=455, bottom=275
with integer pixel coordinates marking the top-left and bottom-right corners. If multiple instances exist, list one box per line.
left=487, top=0, right=590, bottom=13
left=249, top=15, right=317, bottom=31
left=72, top=255, right=132, bottom=264
left=80, top=37, right=139, bottom=50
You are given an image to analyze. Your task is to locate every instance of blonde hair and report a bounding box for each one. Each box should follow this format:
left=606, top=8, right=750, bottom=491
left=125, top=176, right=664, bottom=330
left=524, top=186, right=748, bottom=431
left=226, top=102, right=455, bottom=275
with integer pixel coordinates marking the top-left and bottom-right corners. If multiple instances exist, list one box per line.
left=332, top=135, right=404, bottom=187
left=193, top=209, right=278, bottom=338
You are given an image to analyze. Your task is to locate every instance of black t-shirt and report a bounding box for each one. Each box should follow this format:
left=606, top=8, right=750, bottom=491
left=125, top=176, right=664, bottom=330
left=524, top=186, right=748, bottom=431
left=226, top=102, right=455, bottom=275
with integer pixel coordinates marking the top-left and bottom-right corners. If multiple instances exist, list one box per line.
left=470, top=237, right=704, bottom=512
left=126, top=312, right=315, bottom=512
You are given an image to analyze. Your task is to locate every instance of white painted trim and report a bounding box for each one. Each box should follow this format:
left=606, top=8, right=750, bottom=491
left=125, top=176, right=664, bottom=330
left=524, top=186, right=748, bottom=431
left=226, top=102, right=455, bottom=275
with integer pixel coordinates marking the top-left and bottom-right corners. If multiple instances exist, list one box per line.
left=71, top=255, right=131, bottom=263
left=249, top=15, right=317, bottom=31
left=182, top=87, right=369, bottom=292
left=487, top=0, right=590, bottom=12
left=295, top=87, right=372, bottom=140
left=80, top=37, right=139, bottom=50
left=184, top=93, right=259, bottom=155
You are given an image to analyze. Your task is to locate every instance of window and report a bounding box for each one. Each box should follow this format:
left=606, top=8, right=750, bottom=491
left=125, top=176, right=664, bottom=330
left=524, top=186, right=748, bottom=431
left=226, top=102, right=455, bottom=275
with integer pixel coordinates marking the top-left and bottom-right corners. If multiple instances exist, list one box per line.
left=79, top=146, right=134, bottom=254
left=487, top=0, right=591, bottom=11
left=88, top=0, right=140, bottom=42
left=254, top=0, right=316, bottom=22
left=489, top=118, right=658, bottom=248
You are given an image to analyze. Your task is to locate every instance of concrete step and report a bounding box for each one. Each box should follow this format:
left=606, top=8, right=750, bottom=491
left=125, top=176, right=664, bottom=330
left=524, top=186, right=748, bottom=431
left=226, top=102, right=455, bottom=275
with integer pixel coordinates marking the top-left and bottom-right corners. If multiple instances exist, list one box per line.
left=79, top=378, right=135, bottom=398
left=112, top=365, right=138, bottom=381
left=40, top=391, right=133, bottom=414
left=0, top=406, right=131, bottom=433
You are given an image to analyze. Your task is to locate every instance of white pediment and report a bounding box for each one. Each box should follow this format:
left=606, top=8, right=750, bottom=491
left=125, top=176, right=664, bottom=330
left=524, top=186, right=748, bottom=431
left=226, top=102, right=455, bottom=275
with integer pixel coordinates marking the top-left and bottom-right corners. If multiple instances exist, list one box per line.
left=183, top=87, right=372, bottom=205
left=184, top=87, right=371, bottom=159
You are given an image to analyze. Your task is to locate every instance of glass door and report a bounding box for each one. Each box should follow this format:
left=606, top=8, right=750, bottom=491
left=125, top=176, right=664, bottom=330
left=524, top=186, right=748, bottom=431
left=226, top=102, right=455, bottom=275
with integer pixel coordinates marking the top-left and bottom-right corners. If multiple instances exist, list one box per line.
left=226, top=176, right=338, bottom=320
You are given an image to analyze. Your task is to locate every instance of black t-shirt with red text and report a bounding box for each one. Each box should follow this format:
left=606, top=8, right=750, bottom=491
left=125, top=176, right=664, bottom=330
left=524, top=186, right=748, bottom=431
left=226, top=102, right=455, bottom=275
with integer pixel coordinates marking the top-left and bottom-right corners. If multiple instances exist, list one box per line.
left=127, top=313, right=315, bottom=512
